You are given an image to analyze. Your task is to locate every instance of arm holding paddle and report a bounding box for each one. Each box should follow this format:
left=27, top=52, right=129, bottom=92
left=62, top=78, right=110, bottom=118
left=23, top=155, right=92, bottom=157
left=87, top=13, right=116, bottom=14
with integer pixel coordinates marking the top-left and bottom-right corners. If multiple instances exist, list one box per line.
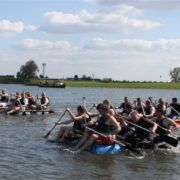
left=71, top=105, right=121, bottom=153
left=119, top=112, right=178, bottom=147
left=66, top=107, right=85, bottom=121
left=43, top=108, right=67, bottom=138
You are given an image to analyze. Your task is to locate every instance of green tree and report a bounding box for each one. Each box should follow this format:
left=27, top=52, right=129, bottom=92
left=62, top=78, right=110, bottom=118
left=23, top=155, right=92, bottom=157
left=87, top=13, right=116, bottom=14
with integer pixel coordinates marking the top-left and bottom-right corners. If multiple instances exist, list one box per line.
left=16, top=60, right=39, bottom=81
left=169, top=67, right=180, bottom=82
left=74, top=75, right=79, bottom=80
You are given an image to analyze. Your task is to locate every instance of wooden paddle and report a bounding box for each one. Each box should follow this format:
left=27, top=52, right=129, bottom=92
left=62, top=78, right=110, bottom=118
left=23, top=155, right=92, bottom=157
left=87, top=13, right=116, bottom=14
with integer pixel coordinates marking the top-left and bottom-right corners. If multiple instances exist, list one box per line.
left=121, top=118, right=178, bottom=147
left=86, top=127, right=144, bottom=156
left=43, top=109, right=67, bottom=138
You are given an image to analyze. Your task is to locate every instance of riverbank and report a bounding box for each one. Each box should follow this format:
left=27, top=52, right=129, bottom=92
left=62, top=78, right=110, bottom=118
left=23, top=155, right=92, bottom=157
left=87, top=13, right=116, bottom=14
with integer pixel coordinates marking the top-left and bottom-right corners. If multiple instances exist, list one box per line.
left=29, top=80, right=180, bottom=89
left=1, top=79, right=180, bottom=89
left=65, top=81, right=180, bottom=89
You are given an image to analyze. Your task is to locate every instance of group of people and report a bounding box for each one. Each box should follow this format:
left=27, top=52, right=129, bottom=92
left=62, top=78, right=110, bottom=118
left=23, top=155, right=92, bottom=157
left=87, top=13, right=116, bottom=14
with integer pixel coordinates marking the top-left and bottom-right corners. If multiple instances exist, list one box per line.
left=0, top=89, right=50, bottom=115
left=53, top=97, right=180, bottom=153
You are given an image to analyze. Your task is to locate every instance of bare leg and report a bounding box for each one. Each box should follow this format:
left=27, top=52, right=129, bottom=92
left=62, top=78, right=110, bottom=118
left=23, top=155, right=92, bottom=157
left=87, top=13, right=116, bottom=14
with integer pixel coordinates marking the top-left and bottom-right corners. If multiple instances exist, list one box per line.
left=78, top=134, right=98, bottom=152
left=73, top=132, right=88, bottom=150
left=59, top=127, right=72, bottom=142
left=54, top=126, right=67, bottom=142
left=7, top=107, right=20, bottom=115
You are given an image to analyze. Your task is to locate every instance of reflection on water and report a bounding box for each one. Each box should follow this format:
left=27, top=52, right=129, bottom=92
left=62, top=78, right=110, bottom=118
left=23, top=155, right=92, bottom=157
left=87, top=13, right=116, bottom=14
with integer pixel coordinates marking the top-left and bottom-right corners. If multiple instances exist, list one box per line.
left=0, top=84, right=180, bottom=180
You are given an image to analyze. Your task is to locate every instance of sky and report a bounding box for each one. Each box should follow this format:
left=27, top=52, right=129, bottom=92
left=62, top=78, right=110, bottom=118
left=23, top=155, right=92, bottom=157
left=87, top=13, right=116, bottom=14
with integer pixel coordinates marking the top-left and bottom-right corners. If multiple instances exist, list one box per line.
left=0, top=0, right=180, bottom=82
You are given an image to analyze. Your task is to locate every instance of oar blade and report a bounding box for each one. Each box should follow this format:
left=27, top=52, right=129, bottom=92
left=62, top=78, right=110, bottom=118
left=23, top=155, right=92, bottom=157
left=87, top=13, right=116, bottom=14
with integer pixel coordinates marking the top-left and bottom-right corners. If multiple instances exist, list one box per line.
left=160, top=134, right=178, bottom=147
left=124, top=143, right=144, bottom=156
left=43, top=131, right=51, bottom=138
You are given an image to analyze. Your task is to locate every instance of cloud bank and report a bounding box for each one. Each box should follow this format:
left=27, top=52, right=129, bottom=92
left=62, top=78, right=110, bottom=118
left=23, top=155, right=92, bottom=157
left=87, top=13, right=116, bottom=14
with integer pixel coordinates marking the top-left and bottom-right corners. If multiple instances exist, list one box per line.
left=39, top=6, right=161, bottom=34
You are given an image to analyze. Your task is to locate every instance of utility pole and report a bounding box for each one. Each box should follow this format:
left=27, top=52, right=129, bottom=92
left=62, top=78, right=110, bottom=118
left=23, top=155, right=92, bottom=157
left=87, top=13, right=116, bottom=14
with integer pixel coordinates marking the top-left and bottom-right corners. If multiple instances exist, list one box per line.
left=42, top=63, right=46, bottom=79
left=92, top=74, right=94, bottom=82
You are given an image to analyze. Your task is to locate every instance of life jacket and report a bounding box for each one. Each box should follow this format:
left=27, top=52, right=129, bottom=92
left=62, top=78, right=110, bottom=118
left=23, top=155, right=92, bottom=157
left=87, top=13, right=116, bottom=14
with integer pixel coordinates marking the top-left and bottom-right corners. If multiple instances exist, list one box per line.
left=145, top=106, right=152, bottom=115
left=94, top=116, right=115, bottom=134
left=156, top=118, right=169, bottom=135
left=28, top=98, right=36, bottom=105
left=73, top=114, right=91, bottom=132
left=134, top=117, right=154, bottom=138
left=41, top=97, right=49, bottom=106
left=170, top=103, right=180, bottom=115
left=20, top=98, right=27, bottom=105
left=1, top=95, right=9, bottom=102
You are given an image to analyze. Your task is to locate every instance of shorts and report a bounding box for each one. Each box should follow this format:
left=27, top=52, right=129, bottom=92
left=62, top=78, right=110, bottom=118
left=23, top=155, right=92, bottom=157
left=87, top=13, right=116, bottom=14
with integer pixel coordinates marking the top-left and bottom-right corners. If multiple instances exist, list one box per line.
left=87, top=131, right=114, bottom=145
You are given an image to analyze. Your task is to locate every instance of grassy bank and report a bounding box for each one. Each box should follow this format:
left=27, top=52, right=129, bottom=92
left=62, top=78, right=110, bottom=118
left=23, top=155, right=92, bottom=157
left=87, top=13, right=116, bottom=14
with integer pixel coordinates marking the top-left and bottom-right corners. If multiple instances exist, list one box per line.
left=65, top=81, right=180, bottom=89
left=1, top=79, right=180, bottom=89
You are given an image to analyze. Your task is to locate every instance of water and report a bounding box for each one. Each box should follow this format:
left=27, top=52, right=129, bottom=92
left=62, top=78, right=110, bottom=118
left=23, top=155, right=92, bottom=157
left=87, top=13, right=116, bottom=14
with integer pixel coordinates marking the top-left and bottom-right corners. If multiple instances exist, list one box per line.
left=0, top=84, right=180, bottom=180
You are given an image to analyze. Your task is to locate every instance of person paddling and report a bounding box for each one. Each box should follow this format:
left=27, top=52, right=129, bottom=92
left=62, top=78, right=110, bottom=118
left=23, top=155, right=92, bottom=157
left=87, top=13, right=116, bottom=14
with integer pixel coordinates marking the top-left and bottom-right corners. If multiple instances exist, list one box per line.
left=37, top=92, right=49, bottom=110
left=6, top=92, right=28, bottom=115
left=71, top=105, right=121, bottom=153
left=152, top=107, right=178, bottom=134
left=151, top=107, right=178, bottom=149
left=125, top=110, right=158, bottom=149
left=168, top=97, right=180, bottom=119
left=0, top=89, right=9, bottom=109
left=54, top=105, right=91, bottom=143
left=144, top=99, right=155, bottom=118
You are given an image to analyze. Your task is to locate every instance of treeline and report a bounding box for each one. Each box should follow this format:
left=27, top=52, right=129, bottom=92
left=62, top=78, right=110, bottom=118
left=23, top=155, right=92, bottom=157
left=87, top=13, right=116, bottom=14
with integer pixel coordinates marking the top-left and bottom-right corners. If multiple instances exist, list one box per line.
left=0, top=59, right=180, bottom=83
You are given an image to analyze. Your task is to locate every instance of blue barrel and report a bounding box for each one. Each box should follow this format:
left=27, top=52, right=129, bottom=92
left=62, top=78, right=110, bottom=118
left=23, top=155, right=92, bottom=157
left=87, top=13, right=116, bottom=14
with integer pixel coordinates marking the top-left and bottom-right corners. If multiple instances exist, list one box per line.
left=88, top=143, right=123, bottom=155
left=18, top=111, right=31, bottom=115
left=36, top=111, right=49, bottom=115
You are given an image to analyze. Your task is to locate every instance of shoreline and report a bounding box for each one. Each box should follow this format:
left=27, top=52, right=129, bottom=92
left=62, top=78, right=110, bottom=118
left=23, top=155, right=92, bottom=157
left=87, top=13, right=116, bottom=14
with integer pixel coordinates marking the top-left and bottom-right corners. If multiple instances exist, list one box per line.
left=1, top=80, right=180, bottom=89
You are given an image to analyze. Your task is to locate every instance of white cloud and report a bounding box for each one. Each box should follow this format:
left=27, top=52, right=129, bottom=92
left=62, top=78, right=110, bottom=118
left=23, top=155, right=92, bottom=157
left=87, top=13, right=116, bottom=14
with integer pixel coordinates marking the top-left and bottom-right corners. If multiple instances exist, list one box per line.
left=3, top=37, right=179, bottom=81
left=83, top=38, right=180, bottom=51
left=25, top=25, right=37, bottom=31
left=15, top=38, right=71, bottom=50
left=86, top=0, right=180, bottom=10
left=0, top=19, right=38, bottom=37
left=38, top=7, right=161, bottom=34
left=0, top=19, right=24, bottom=37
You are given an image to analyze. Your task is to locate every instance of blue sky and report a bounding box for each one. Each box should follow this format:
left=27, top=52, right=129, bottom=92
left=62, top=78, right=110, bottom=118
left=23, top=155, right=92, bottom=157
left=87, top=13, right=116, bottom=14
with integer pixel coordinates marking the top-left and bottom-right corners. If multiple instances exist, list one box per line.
left=0, top=0, right=180, bottom=81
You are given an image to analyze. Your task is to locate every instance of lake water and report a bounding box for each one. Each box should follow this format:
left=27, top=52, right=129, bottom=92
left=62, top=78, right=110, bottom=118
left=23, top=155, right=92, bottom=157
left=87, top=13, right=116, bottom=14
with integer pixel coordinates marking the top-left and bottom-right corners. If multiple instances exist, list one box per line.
left=0, top=84, right=180, bottom=180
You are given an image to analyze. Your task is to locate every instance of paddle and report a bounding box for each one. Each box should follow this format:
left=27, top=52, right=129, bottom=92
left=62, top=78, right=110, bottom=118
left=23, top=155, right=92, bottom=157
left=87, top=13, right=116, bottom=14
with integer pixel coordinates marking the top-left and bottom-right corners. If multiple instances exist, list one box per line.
left=121, top=118, right=178, bottom=147
left=169, top=105, right=180, bottom=116
left=43, top=109, right=67, bottom=138
left=141, top=102, right=146, bottom=116
left=88, top=104, right=95, bottom=112
left=86, top=127, right=144, bottom=156
left=17, top=98, right=26, bottom=116
left=83, top=97, right=87, bottom=126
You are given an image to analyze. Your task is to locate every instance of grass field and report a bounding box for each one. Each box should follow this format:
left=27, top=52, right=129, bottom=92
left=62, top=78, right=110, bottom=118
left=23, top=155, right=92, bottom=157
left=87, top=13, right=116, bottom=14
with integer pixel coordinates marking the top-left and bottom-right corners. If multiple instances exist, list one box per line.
left=18, top=79, right=180, bottom=89
left=65, top=81, right=180, bottom=89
